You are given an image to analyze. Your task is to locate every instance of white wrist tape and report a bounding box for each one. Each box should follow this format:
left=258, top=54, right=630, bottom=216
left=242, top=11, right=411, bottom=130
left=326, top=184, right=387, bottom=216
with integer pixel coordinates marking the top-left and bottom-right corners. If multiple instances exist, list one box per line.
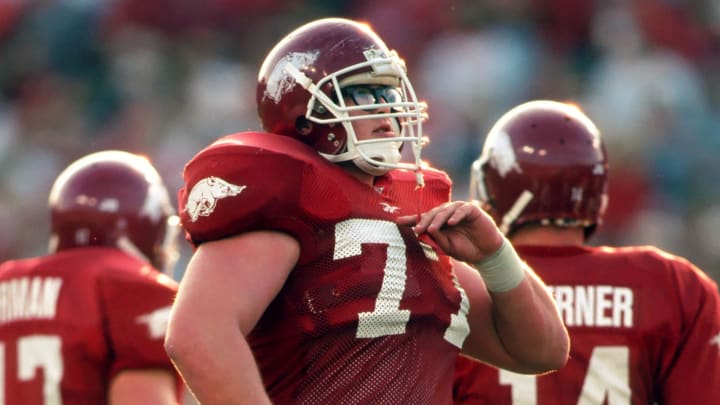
left=473, top=238, right=526, bottom=293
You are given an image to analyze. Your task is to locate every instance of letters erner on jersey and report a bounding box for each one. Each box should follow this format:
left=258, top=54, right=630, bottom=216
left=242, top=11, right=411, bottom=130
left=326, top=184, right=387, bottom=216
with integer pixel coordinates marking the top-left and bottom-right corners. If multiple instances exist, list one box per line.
left=548, top=285, right=633, bottom=328
left=0, top=277, right=63, bottom=323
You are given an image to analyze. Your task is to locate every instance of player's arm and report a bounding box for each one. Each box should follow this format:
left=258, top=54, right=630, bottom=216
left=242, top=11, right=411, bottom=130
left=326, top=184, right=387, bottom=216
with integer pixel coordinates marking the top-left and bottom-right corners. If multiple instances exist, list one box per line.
left=164, top=230, right=300, bottom=405
left=109, top=369, right=178, bottom=405
left=658, top=262, right=720, bottom=403
left=454, top=259, right=566, bottom=373
left=397, top=201, right=569, bottom=374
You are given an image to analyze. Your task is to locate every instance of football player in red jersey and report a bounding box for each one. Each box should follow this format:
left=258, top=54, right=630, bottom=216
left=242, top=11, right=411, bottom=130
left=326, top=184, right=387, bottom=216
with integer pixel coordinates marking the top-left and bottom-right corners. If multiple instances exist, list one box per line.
left=0, top=150, right=182, bottom=404
left=164, top=18, right=569, bottom=405
left=454, top=100, right=720, bottom=404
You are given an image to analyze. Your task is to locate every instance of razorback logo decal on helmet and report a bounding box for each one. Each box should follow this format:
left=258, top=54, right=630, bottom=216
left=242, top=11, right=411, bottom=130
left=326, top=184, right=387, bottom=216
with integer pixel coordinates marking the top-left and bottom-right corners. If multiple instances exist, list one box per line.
left=489, top=130, right=522, bottom=178
left=186, top=177, right=246, bottom=222
left=265, top=51, right=319, bottom=103
left=142, top=177, right=174, bottom=222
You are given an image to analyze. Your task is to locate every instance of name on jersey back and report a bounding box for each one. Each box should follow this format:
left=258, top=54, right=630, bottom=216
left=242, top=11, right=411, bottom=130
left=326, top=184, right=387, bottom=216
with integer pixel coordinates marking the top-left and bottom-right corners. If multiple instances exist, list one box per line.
left=548, top=285, right=633, bottom=328
left=0, top=277, right=63, bottom=323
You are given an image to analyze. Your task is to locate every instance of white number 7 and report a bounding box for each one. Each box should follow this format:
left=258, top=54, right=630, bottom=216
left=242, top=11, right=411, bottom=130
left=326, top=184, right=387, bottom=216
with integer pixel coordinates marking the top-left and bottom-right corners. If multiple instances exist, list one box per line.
left=334, top=219, right=469, bottom=347
left=1, top=335, right=63, bottom=405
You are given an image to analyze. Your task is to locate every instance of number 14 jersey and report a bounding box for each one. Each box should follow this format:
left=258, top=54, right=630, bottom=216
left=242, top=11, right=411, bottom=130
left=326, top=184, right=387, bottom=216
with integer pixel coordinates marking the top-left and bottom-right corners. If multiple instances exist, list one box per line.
left=453, top=245, right=720, bottom=405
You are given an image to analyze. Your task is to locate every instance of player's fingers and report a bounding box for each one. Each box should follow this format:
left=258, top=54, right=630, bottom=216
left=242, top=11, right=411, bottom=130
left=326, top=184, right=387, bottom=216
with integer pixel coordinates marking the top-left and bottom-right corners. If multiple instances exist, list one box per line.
left=395, top=214, right=419, bottom=226
left=406, top=202, right=453, bottom=233
left=426, top=201, right=465, bottom=232
left=444, top=202, right=476, bottom=226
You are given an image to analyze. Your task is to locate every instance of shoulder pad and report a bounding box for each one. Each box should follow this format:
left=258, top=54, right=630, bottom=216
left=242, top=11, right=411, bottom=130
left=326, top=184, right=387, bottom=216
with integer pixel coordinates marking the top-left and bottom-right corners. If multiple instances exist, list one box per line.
left=179, top=132, right=349, bottom=246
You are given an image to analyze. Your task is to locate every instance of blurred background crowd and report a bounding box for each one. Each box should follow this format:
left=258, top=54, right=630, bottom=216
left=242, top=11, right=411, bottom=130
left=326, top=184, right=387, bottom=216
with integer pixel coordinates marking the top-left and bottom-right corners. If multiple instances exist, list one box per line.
left=1, top=0, right=719, bottom=282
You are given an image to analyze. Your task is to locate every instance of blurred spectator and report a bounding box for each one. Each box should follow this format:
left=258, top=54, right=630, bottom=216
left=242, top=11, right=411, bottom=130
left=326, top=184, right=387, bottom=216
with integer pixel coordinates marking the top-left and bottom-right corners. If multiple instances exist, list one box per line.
left=580, top=3, right=719, bottom=277
left=0, top=0, right=717, bottom=284
left=416, top=10, right=541, bottom=196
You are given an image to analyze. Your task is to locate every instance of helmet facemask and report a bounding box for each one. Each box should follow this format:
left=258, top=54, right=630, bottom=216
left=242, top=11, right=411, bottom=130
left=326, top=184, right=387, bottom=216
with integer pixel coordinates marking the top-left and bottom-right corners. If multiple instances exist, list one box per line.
left=283, top=48, right=428, bottom=182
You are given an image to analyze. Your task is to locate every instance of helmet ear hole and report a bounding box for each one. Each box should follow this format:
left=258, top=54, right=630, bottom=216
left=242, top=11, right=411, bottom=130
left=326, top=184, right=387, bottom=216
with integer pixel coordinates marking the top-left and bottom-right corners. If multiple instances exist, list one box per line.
left=295, top=117, right=313, bottom=136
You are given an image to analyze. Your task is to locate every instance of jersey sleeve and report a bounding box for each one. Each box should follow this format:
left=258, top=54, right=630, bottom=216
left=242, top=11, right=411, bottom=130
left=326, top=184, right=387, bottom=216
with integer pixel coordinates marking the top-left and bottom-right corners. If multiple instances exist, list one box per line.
left=657, top=257, right=720, bottom=403
left=178, top=132, right=352, bottom=263
left=98, top=263, right=179, bottom=378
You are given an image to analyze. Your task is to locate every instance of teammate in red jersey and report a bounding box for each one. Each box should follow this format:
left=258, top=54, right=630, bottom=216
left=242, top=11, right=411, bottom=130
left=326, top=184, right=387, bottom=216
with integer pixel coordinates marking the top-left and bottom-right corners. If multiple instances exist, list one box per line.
left=455, top=100, right=720, bottom=404
left=0, top=150, right=182, bottom=405
left=164, top=18, right=569, bottom=405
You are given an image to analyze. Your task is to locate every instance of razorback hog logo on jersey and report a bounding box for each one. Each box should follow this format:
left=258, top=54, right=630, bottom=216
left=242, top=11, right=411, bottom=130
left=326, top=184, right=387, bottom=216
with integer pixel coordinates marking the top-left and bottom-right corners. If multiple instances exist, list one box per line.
left=711, top=331, right=720, bottom=349
left=136, top=305, right=173, bottom=339
left=186, top=176, right=246, bottom=222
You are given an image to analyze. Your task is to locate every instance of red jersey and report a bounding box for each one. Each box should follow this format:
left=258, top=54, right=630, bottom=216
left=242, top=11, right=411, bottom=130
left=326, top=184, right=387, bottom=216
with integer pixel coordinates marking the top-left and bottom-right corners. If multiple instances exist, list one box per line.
left=179, top=131, right=470, bottom=404
left=0, top=247, right=180, bottom=405
left=453, top=245, right=720, bottom=405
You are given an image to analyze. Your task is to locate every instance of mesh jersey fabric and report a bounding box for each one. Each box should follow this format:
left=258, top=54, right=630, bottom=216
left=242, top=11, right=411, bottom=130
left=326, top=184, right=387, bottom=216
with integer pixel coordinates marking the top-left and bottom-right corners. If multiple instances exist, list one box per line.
left=179, top=131, right=470, bottom=404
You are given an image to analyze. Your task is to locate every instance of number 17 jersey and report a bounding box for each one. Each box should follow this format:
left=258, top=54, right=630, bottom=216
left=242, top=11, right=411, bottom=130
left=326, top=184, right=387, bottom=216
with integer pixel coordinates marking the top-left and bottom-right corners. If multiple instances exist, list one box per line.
left=0, top=248, right=180, bottom=404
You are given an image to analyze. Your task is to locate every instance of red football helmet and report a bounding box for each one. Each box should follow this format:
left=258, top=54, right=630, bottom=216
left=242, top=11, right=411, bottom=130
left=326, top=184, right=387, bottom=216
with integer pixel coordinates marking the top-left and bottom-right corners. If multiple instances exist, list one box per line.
left=469, top=100, right=609, bottom=238
left=257, top=17, right=427, bottom=182
left=48, top=150, right=180, bottom=273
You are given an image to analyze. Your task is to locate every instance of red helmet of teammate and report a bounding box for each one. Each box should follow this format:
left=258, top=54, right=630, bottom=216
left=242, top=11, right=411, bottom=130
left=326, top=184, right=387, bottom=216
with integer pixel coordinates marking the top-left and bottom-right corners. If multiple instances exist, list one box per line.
left=469, top=100, right=609, bottom=239
left=256, top=17, right=428, bottom=178
left=48, top=150, right=180, bottom=273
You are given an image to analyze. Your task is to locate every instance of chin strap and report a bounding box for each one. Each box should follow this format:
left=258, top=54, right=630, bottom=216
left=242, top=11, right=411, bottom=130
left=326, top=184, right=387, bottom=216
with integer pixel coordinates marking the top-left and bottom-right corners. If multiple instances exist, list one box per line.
left=501, top=190, right=534, bottom=235
left=415, top=168, right=425, bottom=189
left=352, top=140, right=402, bottom=176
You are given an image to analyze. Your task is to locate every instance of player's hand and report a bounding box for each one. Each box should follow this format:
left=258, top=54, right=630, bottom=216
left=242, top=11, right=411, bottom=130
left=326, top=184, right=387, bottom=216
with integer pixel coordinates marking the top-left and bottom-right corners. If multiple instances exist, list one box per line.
left=396, top=201, right=504, bottom=263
